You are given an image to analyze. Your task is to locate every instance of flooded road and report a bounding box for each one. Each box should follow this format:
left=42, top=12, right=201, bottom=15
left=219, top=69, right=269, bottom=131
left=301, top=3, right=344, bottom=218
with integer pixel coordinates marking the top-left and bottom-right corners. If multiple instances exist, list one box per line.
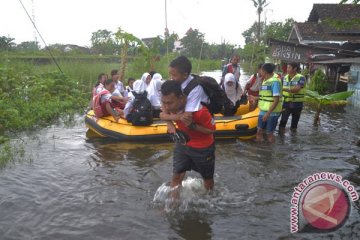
left=0, top=72, right=360, bottom=239
left=0, top=106, right=359, bottom=239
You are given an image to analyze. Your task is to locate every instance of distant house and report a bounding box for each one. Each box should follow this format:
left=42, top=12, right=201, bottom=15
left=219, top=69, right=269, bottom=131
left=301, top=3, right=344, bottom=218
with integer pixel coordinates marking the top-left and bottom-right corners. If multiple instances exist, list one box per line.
left=311, top=57, right=360, bottom=107
left=141, top=37, right=159, bottom=48
left=63, top=44, right=91, bottom=54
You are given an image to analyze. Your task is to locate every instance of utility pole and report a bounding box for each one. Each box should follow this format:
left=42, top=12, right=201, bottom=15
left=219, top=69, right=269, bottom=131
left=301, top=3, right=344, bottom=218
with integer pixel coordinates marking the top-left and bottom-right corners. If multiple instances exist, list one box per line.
left=31, top=0, right=38, bottom=44
left=165, top=0, right=169, bottom=67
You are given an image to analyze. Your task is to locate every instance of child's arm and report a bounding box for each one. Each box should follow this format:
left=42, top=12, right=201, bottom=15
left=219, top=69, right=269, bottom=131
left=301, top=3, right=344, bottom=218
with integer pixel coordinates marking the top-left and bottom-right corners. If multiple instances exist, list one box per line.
left=188, top=122, right=215, bottom=134
left=188, top=108, right=215, bottom=134
left=105, top=102, right=120, bottom=122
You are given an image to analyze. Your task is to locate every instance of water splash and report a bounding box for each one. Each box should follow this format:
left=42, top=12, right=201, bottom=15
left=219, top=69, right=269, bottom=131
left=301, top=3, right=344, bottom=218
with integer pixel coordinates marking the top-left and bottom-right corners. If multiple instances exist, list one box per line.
left=153, top=177, right=208, bottom=213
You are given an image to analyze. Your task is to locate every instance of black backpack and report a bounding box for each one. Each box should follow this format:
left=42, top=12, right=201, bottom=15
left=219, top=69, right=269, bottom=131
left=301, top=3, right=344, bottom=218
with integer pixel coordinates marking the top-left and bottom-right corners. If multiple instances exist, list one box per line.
left=126, top=91, right=153, bottom=126
left=183, top=74, right=226, bottom=114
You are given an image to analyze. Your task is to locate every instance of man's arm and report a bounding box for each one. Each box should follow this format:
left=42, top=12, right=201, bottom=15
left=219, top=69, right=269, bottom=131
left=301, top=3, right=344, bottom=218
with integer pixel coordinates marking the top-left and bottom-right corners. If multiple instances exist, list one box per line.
left=111, top=95, right=129, bottom=103
left=284, top=77, right=305, bottom=93
left=189, top=108, right=215, bottom=134
left=105, top=102, right=120, bottom=122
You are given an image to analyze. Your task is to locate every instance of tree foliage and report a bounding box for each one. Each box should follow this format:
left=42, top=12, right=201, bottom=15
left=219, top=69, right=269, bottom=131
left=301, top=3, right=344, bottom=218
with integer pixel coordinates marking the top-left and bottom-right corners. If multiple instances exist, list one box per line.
left=16, top=41, right=40, bottom=51
left=115, top=27, right=145, bottom=80
left=0, top=36, right=16, bottom=51
left=308, top=69, right=329, bottom=94
left=90, top=29, right=118, bottom=55
left=305, top=89, right=354, bottom=126
left=340, top=0, right=359, bottom=3
left=181, top=28, right=205, bottom=58
left=242, top=18, right=294, bottom=45
left=264, top=18, right=294, bottom=41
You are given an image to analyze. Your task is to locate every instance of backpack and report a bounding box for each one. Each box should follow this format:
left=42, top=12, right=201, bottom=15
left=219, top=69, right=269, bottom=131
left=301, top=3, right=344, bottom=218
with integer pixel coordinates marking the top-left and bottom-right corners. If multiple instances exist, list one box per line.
left=92, top=89, right=110, bottom=118
left=126, top=91, right=153, bottom=126
left=183, top=74, right=226, bottom=114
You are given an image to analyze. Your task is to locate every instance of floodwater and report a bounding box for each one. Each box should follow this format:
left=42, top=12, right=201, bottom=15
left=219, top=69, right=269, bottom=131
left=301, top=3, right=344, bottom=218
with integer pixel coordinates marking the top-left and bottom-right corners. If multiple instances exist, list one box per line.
left=1, top=74, right=360, bottom=240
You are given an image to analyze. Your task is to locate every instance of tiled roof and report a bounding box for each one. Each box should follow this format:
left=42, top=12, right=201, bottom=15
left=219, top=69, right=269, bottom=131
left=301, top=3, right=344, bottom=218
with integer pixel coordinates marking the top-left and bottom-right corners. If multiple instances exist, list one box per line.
left=308, top=4, right=360, bottom=34
left=308, top=4, right=360, bottom=22
left=292, top=4, right=360, bottom=43
left=295, top=22, right=325, bottom=41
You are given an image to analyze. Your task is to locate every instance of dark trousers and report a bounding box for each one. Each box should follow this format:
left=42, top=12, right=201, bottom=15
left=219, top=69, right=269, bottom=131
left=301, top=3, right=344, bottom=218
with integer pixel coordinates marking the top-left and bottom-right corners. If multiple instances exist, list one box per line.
left=279, top=107, right=303, bottom=129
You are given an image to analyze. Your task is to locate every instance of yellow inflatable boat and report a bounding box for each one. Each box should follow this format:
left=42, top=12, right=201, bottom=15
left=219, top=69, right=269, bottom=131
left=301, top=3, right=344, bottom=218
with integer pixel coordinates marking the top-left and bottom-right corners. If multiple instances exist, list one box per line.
left=85, top=105, right=259, bottom=141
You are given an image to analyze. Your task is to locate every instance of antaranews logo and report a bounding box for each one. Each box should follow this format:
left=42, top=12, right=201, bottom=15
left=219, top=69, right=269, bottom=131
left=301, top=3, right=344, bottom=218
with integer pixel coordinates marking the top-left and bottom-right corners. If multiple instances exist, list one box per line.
left=290, top=172, right=359, bottom=233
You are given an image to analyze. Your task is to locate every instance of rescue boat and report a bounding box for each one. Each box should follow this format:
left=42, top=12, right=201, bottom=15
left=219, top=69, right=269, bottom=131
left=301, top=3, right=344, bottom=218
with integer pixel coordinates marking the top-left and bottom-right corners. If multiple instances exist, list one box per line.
left=85, top=104, right=259, bottom=141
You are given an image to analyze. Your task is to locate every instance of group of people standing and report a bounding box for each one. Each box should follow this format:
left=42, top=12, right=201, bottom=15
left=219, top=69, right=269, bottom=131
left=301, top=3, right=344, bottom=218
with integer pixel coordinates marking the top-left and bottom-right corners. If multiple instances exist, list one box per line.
left=90, top=55, right=306, bottom=197
left=254, top=62, right=306, bottom=144
left=221, top=55, right=306, bottom=144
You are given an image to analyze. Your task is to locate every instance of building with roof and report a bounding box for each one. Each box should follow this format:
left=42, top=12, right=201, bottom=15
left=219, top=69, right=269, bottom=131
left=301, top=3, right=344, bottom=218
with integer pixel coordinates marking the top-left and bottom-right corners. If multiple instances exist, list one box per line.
left=268, top=3, right=360, bottom=107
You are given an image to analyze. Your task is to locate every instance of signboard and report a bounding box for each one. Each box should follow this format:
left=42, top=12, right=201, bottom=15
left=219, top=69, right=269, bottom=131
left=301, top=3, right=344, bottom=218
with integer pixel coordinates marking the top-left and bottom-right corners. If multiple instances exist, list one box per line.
left=271, top=45, right=302, bottom=61
left=270, top=41, right=336, bottom=63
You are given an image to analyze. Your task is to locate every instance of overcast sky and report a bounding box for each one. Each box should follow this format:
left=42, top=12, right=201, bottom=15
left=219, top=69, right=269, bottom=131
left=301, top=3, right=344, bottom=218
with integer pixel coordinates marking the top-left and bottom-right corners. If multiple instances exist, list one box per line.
left=1, top=0, right=341, bottom=48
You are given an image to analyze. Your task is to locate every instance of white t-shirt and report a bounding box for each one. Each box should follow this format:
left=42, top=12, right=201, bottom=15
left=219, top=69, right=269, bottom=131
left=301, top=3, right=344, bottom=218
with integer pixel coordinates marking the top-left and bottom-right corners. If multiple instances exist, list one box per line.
left=181, top=75, right=209, bottom=112
left=112, top=88, right=122, bottom=97
left=95, top=84, right=104, bottom=95
left=123, top=91, right=135, bottom=117
left=115, top=81, right=125, bottom=94
left=100, top=92, right=112, bottom=104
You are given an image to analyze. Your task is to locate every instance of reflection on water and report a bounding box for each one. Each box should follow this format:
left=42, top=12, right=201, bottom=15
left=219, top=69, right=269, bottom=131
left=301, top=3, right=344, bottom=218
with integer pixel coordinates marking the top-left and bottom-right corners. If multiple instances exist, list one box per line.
left=168, top=212, right=212, bottom=240
left=0, top=104, right=359, bottom=239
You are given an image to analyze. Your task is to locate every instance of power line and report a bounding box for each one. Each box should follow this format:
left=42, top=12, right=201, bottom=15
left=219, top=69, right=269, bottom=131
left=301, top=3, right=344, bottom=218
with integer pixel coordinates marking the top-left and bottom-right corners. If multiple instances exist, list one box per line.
left=18, top=0, right=63, bottom=73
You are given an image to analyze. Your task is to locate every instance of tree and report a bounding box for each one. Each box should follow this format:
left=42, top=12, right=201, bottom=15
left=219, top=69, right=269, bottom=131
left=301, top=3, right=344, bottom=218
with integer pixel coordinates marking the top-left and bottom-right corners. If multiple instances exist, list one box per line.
left=16, top=41, right=40, bottom=51
left=307, top=69, right=329, bottom=94
left=162, top=32, right=179, bottom=55
left=340, top=0, right=359, bottom=3
left=181, top=28, right=205, bottom=58
left=251, top=0, right=269, bottom=44
left=263, top=18, right=294, bottom=42
left=90, top=29, right=118, bottom=55
left=242, top=22, right=264, bottom=44
left=305, top=89, right=354, bottom=126
left=0, top=36, right=16, bottom=51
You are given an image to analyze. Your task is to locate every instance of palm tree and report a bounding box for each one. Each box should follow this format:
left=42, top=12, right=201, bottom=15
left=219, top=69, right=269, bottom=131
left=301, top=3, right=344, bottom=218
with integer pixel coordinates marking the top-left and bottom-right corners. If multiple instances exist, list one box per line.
left=305, top=89, right=354, bottom=126
left=251, top=0, right=269, bottom=44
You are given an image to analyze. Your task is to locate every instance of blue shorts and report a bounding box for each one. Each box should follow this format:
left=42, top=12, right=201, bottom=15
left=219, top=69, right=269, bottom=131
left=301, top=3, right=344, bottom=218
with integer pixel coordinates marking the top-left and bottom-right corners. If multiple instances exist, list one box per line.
left=258, top=114, right=280, bottom=134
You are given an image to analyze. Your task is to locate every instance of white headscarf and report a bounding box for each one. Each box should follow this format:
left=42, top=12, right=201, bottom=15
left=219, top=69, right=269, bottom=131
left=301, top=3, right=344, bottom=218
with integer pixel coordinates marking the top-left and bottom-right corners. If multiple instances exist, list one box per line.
left=147, top=73, right=164, bottom=108
left=224, top=73, right=242, bottom=105
left=141, top=72, right=151, bottom=88
left=132, top=79, right=147, bottom=94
